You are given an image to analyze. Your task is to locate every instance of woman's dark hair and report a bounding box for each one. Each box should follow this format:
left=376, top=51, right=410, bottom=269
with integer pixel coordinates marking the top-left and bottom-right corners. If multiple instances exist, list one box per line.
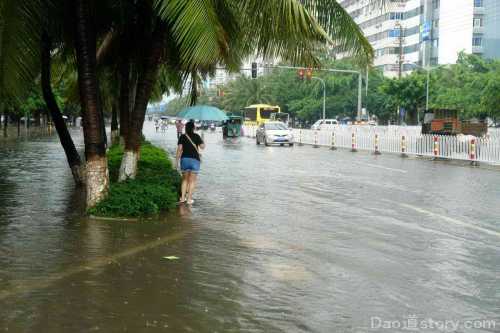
left=185, top=121, right=195, bottom=135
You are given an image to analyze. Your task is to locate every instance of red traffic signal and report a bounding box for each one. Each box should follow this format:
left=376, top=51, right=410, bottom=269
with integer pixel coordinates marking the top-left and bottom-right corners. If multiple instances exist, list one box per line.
left=306, top=68, right=313, bottom=80
left=298, top=69, right=305, bottom=80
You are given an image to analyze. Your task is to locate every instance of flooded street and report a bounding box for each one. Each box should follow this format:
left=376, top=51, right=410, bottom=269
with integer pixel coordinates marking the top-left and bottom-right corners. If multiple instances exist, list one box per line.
left=1, top=124, right=499, bottom=332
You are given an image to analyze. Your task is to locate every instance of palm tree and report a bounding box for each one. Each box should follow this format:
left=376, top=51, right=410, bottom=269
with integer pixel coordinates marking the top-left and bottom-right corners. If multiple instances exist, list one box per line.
left=118, top=0, right=377, bottom=181
left=222, top=77, right=274, bottom=112
left=41, top=31, right=84, bottom=185
left=2, top=0, right=382, bottom=207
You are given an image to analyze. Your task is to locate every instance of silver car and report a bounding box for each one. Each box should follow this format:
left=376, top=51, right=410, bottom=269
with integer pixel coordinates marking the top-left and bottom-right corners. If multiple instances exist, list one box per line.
left=256, top=122, right=294, bottom=146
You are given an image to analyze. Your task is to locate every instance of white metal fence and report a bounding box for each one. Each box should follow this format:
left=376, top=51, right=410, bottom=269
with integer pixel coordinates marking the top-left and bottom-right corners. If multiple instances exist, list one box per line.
left=243, top=125, right=500, bottom=165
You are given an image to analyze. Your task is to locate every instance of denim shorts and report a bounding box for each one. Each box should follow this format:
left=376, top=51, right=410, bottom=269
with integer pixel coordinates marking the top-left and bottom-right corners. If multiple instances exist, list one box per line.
left=180, top=157, right=201, bottom=173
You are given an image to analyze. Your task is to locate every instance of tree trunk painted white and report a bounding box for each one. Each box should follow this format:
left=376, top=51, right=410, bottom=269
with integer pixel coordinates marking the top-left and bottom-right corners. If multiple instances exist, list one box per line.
left=118, top=150, right=139, bottom=181
left=86, top=157, right=109, bottom=208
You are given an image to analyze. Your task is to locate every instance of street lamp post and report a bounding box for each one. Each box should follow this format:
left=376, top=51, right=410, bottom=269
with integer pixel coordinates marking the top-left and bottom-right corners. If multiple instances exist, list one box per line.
left=426, top=68, right=430, bottom=112
left=405, top=62, right=436, bottom=123
left=311, top=77, right=326, bottom=121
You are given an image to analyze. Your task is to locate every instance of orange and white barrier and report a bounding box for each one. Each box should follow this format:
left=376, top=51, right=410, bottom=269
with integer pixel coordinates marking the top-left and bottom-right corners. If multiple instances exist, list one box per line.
left=242, top=126, right=500, bottom=165
left=470, top=138, right=476, bottom=160
left=351, top=132, right=357, bottom=152
left=433, top=136, right=439, bottom=156
left=401, top=135, right=407, bottom=157
left=330, top=131, right=336, bottom=150
left=313, top=131, right=319, bottom=148
left=374, top=134, right=381, bottom=155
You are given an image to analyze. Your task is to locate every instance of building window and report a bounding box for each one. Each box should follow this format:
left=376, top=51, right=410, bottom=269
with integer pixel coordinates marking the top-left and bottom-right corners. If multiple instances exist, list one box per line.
left=472, top=35, right=483, bottom=46
left=433, top=0, right=440, bottom=9
left=474, top=0, right=483, bottom=7
left=390, top=12, right=404, bottom=20
left=389, top=29, right=402, bottom=38
left=473, top=16, right=484, bottom=27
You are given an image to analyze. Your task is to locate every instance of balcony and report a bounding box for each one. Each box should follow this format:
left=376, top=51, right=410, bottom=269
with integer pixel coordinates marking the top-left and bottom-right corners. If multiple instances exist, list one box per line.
left=473, top=26, right=485, bottom=34
left=473, top=6, right=485, bottom=15
left=472, top=45, right=484, bottom=54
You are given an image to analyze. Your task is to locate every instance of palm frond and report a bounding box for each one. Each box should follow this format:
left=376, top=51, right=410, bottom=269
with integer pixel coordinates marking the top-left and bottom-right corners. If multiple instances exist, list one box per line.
left=0, top=0, right=43, bottom=102
left=154, top=0, right=237, bottom=70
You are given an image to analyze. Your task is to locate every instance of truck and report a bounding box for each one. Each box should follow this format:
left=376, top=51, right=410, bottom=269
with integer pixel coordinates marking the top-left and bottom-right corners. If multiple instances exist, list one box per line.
left=421, top=109, right=487, bottom=136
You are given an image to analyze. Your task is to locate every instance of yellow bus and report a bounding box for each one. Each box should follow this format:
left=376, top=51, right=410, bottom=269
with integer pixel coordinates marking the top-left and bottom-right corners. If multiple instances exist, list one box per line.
left=243, top=104, right=281, bottom=126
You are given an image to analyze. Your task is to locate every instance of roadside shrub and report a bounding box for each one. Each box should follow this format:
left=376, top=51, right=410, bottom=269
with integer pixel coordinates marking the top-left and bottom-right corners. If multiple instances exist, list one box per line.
left=89, top=142, right=181, bottom=218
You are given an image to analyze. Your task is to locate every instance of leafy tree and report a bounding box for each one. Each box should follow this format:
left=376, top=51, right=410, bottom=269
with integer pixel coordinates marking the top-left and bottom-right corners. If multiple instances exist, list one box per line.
left=480, top=72, right=500, bottom=121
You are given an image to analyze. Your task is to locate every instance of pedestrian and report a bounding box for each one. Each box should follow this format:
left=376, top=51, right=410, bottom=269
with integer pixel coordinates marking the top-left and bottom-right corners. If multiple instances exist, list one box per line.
left=155, top=119, right=160, bottom=132
left=175, top=121, right=204, bottom=205
left=176, top=119, right=184, bottom=139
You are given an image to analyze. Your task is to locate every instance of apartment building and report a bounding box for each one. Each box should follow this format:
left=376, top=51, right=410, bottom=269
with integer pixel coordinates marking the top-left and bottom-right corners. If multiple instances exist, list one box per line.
left=340, top=0, right=500, bottom=77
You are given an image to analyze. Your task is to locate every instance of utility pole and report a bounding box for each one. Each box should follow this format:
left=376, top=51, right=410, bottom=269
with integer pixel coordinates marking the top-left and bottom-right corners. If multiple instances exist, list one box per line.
left=426, top=69, right=430, bottom=112
left=396, top=22, right=404, bottom=79
left=395, top=22, right=404, bottom=124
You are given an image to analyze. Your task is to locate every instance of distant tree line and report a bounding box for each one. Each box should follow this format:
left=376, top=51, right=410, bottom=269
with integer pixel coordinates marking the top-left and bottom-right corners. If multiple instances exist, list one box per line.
left=166, top=53, right=500, bottom=125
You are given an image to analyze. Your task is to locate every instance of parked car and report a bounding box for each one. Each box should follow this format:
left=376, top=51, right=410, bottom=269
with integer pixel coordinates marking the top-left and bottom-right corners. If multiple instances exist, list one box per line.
left=311, top=119, right=338, bottom=130
left=256, top=122, right=294, bottom=146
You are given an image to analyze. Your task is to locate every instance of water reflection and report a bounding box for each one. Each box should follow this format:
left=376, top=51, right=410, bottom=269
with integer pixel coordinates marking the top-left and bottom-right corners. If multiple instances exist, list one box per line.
left=0, top=126, right=499, bottom=332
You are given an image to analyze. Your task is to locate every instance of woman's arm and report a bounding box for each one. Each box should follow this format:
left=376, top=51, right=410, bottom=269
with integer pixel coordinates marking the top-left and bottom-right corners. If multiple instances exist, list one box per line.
left=175, top=144, right=183, bottom=169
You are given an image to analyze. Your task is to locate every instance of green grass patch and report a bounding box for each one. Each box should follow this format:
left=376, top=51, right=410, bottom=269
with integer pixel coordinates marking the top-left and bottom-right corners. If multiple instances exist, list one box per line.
left=88, top=141, right=181, bottom=218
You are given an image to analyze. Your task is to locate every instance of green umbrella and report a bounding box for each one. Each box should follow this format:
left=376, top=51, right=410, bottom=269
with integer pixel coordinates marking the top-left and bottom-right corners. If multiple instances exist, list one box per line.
left=178, top=105, right=228, bottom=121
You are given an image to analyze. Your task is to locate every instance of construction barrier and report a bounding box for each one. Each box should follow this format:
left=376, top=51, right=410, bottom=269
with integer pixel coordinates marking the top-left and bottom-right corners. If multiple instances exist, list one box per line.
left=374, top=134, right=381, bottom=155
left=242, top=125, right=500, bottom=165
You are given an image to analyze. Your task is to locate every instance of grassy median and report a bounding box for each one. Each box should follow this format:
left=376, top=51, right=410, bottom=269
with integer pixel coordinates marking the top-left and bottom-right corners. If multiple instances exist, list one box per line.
left=88, top=141, right=181, bottom=218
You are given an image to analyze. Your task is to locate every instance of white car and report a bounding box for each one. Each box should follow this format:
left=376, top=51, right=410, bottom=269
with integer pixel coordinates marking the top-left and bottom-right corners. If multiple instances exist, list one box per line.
left=311, top=119, right=338, bottom=130
left=256, top=122, right=294, bottom=146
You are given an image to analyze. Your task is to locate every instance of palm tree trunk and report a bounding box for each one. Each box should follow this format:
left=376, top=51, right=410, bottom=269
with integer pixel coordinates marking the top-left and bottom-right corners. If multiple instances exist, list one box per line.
left=119, top=48, right=130, bottom=143
left=119, top=22, right=166, bottom=181
left=74, top=0, right=109, bottom=207
left=1, top=104, right=7, bottom=138
left=111, top=101, right=119, bottom=145
left=41, top=32, right=84, bottom=185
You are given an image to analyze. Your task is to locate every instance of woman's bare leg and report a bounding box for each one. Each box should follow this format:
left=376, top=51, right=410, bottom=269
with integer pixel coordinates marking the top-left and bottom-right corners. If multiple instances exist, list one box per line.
left=187, top=173, right=198, bottom=202
left=180, top=172, right=190, bottom=201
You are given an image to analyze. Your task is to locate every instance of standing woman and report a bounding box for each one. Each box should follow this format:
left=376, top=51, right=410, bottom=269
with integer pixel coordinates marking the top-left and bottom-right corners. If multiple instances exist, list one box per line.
left=175, top=121, right=205, bottom=205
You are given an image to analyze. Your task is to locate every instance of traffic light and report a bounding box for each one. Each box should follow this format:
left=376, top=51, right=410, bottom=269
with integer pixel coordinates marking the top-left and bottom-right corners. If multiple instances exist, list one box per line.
left=306, top=68, right=313, bottom=81
left=298, top=68, right=305, bottom=81
left=251, top=62, right=258, bottom=79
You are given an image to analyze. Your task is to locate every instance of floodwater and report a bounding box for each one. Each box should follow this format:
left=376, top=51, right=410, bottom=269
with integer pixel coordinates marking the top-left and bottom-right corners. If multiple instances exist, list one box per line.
left=0, top=124, right=499, bottom=332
